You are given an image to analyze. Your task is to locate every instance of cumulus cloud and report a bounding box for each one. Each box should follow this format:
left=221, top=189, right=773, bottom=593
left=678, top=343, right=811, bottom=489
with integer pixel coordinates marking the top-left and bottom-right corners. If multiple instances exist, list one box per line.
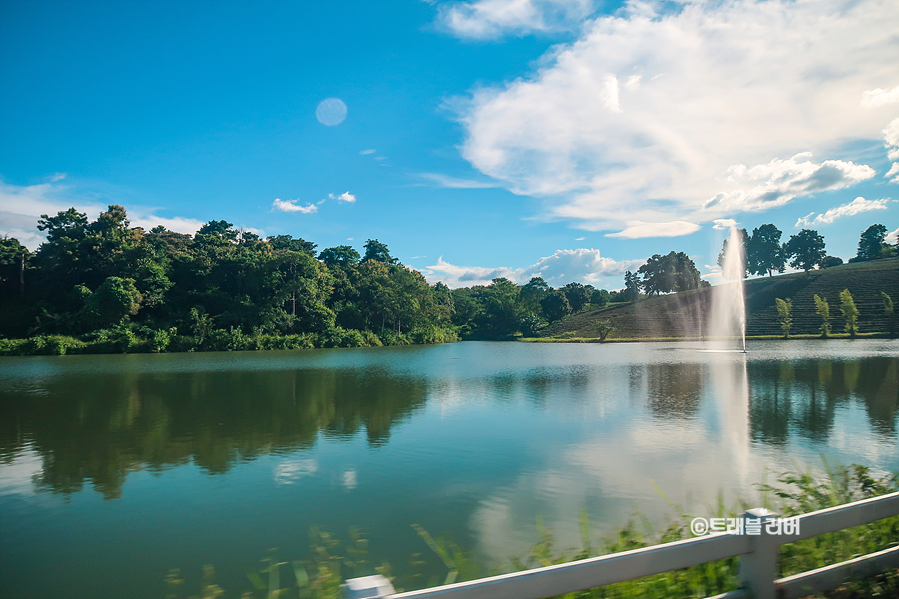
left=272, top=198, right=318, bottom=213
left=713, top=218, right=738, bottom=230
left=336, top=192, right=356, bottom=202
left=886, top=227, right=899, bottom=245
left=425, top=247, right=643, bottom=287
left=862, top=86, right=899, bottom=108
left=885, top=118, right=899, bottom=183
left=703, top=153, right=875, bottom=213
left=455, top=0, right=897, bottom=233
left=419, top=173, right=500, bottom=188
left=359, top=149, right=376, bottom=155
left=795, top=197, right=891, bottom=227
left=0, top=179, right=204, bottom=250
left=606, top=220, right=700, bottom=239
left=437, top=0, right=593, bottom=39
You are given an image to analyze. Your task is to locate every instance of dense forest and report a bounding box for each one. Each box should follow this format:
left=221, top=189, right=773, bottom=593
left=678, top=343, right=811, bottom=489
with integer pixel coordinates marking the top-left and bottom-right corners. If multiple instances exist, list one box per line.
left=0, top=205, right=895, bottom=354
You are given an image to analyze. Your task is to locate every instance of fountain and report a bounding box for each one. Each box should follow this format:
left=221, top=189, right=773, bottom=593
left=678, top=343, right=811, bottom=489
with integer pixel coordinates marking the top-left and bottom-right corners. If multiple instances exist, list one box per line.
left=709, top=227, right=747, bottom=352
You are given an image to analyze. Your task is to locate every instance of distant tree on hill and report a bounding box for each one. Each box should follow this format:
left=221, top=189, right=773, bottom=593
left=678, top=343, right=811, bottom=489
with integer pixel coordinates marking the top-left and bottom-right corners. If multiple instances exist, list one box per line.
left=638, top=251, right=700, bottom=295
left=883, top=292, right=896, bottom=337
left=362, top=239, right=398, bottom=264
left=775, top=298, right=793, bottom=339
left=267, top=235, right=317, bottom=256
left=785, top=229, right=826, bottom=273
left=560, top=282, right=591, bottom=313
left=717, top=228, right=749, bottom=278
left=856, top=224, right=888, bottom=261
left=590, top=288, right=611, bottom=308
left=840, top=289, right=859, bottom=337
left=747, top=224, right=787, bottom=277
left=319, top=245, right=361, bottom=266
left=540, top=290, right=571, bottom=323
left=814, top=294, right=832, bottom=338
left=820, top=256, right=844, bottom=268
left=623, top=271, right=641, bottom=302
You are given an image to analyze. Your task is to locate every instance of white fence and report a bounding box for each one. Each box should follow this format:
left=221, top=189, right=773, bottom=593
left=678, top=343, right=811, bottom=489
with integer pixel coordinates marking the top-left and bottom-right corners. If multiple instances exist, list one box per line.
left=344, top=491, right=899, bottom=599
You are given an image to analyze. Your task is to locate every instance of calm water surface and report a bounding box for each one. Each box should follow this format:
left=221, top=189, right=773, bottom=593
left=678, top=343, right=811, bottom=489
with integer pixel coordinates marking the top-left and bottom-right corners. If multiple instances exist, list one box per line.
left=1, top=340, right=897, bottom=598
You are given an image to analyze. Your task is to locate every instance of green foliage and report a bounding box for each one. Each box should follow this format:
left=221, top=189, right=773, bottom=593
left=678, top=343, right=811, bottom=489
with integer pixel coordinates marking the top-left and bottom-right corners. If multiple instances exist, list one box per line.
left=776, top=297, right=793, bottom=338
left=541, top=290, right=571, bottom=323
left=77, top=276, right=142, bottom=331
left=591, top=319, right=614, bottom=341
left=856, top=224, right=888, bottom=262
left=883, top=291, right=896, bottom=337
left=747, top=224, right=787, bottom=277
left=814, top=294, right=832, bottom=337
left=840, top=289, right=859, bottom=338
left=637, top=251, right=700, bottom=296
left=785, top=229, right=826, bottom=273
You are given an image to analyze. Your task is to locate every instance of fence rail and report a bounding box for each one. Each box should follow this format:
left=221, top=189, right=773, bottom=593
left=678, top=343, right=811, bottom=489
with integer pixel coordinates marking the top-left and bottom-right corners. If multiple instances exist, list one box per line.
left=343, top=491, right=899, bottom=599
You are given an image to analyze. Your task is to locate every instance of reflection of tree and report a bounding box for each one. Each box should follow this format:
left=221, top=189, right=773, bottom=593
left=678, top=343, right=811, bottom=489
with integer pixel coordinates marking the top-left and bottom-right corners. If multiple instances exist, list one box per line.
left=0, top=367, right=428, bottom=498
left=645, top=363, right=703, bottom=419
left=749, top=357, right=898, bottom=445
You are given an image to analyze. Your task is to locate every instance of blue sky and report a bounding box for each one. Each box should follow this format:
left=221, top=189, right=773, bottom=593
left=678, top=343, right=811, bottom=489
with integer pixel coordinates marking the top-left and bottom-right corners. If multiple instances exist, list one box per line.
left=1, top=0, right=897, bottom=289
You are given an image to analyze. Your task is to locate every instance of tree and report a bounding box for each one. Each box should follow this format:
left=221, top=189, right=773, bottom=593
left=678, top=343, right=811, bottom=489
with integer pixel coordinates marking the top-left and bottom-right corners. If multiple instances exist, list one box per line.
left=717, top=228, right=749, bottom=278
left=0, top=237, right=29, bottom=296
left=784, top=229, right=826, bottom=273
left=362, top=239, right=398, bottom=265
left=747, top=224, right=786, bottom=277
left=77, top=276, right=142, bottom=331
left=560, top=282, right=591, bottom=313
left=856, top=224, right=888, bottom=261
left=267, top=235, right=317, bottom=256
left=638, top=251, right=701, bottom=295
left=319, top=245, right=361, bottom=266
left=519, top=277, right=549, bottom=314
left=592, top=319, right=614, bottom=341
left=820, top=256, right=843, bottom=268
left=840, top=289, right=858, bottom=338
left=623, top=271, right=640, bottom=302
left=590, top=288, right=610, bottom=308
left=540, top=291, right=571, bottom=323
left=882, top=292, right=896, bottom=337
left=775, top=298, right=793, bottom=339
left=813, top=294, right=831, bottom=338
left=197, top=220, right=237, bottom=241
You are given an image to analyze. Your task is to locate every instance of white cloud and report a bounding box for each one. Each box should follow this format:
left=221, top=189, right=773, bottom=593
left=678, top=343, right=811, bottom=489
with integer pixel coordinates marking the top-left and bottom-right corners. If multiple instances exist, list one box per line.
left=885, top=118, right=899, bottom=183
left=419, top=173, right=501, bottom=188
left=713, top=218, right=738, bottom=230
left=862, top=86, right=899, bottom=108
left=606, top=220, right=700, bottom=239
left=455, top=0, right=897, bottom=232
left=272, top=198, right=318, bottom=213
left=703, top=153, right=875, bottom=213
left=336, top=192, right=356, bottom=203
left=437, top=0, right=593, bottom=39
left=0, top=179, right=203, bottom=250
left=359, top=149, right=376, bottom=155
left=425, top=247, right=643, bottom=287
left=795, top=197, right=891, bottom=227
left=886, top=227, right=899, bottom=245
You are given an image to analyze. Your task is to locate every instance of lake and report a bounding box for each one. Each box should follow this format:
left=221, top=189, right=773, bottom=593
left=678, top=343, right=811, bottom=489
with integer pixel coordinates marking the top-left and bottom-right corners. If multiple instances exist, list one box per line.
left=1, top=340, right=897, bottom=598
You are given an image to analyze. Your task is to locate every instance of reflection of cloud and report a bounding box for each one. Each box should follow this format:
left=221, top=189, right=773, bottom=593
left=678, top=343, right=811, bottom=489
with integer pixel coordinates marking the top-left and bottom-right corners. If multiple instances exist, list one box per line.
left=274, top=458, right=318, bottom=485
left=342, top=469, right=357, bottom=490
left=0, top=448, right=43, bottom=496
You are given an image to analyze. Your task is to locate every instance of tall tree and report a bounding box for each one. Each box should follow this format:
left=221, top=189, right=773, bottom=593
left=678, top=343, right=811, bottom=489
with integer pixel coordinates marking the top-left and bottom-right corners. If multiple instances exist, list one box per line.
left=362, top=239, right=398, bottom=265
left=747, top=224, right=786, bottom=277
left=319, top=245, right=361, bottom=266
left=784, top=229, right=826, bottom=273
left=623, top=270, right=640, bottom=302
left=560, top=282, right=590, bottom=313
left=813, top=294, right=831, bottom=338
left=856, top=224, right=888, bottom=261
left=638, top=251, right=700, bottom=295
left=540, top=290, right=571, bottom=323
left=840, top=289, right=859, bottom=338
left=775, top=298, right=793, bottom=339
left=717, top=228, right=749, bottom=278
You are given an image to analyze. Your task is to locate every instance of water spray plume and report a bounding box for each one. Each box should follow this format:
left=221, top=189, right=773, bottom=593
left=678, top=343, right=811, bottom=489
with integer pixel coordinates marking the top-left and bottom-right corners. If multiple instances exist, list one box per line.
left=709, top=227, right=747, bottom=352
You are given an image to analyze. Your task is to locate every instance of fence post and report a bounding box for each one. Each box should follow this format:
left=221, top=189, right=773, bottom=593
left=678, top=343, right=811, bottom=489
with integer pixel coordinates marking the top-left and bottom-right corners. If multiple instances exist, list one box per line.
left=342, top=574, right=396, bottom=599
left=738, top=508, right=779, bottom=599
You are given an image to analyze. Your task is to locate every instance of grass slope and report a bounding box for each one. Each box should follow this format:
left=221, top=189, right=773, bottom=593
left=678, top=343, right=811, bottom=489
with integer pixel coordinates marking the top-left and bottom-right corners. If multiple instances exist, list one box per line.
left=536, top=258, right=899, bottom=340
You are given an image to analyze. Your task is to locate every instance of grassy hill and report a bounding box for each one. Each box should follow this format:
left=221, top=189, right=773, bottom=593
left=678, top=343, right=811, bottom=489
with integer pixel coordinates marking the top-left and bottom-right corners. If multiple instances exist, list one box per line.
left=535, top=258, right=899, bottom=340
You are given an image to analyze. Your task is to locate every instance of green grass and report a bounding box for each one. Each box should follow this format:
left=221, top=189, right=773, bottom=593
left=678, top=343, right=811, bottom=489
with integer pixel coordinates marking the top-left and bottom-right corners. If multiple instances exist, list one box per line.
left=164, top=461, right=899, bottom=599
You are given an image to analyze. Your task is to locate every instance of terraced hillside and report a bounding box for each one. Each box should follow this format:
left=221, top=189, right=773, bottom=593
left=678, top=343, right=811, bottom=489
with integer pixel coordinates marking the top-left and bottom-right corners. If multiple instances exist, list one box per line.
left=536, top=258, right=899, bottom=339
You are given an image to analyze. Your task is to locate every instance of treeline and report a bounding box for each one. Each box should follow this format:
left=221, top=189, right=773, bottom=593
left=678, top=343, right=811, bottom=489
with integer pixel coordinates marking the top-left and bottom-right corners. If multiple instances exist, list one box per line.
left=718, top=223, right=898, bottom=277
left=0, top=205, right=459, bottom=354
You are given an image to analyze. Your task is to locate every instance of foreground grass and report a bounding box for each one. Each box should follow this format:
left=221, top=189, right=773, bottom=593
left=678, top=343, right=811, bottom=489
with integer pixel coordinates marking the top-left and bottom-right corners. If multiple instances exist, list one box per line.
left=165, top=462, right=899, bottom=599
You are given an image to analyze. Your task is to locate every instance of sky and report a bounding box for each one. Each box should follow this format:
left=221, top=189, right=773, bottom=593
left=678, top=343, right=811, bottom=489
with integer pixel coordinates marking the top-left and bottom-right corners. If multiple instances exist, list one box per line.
left=1, top=0, right=897, bottom=289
